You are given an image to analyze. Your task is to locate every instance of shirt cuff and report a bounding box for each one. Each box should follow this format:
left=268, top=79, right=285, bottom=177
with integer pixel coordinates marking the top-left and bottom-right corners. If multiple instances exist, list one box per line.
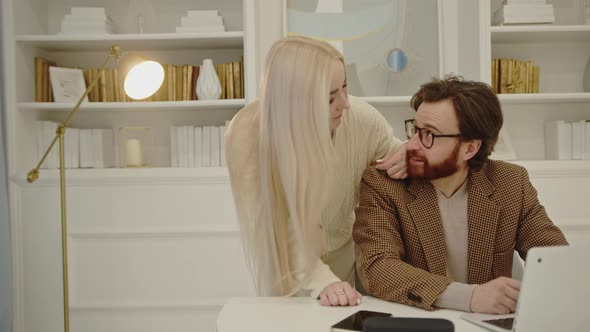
left=306, top=259, right=341, bottom=299
left=433, top=282, right=476, bottom=312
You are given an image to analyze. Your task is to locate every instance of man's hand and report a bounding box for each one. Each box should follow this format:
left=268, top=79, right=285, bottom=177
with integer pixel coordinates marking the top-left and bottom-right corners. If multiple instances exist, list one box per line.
left=470, top=277, right=521, bottom=314
left=375, top=145, right=407, bottom=179
left=319, top=281, right=362, bottom=306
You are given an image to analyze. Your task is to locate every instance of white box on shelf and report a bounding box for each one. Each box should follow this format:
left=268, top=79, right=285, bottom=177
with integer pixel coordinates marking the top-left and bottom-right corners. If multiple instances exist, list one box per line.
left=176, top=26, right=225, bottom=33
left=70, top=7, right=106, bottom=17
left=181, top=16, right=223, bottom=27
left=187, top=10, right=219, bottom=17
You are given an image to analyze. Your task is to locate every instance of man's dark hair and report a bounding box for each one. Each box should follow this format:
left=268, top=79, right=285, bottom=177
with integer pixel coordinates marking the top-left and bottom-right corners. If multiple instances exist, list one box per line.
left=410, top=75, right=503, bottom=170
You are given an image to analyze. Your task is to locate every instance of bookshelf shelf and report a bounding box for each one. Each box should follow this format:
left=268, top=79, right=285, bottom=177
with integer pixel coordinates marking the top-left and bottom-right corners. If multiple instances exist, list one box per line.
left=18, top=99, right=246, bottom=112
left=360, top=96, right=412, bottom=106
left=491, top=25, right=590, bottom=43
left=11, top=167, right=230, bottom=186
left=15, top=32, right=245, bottom=51
left=498, top=93, right=590, bottom=104
left=512, top=160, right=590, bottom=177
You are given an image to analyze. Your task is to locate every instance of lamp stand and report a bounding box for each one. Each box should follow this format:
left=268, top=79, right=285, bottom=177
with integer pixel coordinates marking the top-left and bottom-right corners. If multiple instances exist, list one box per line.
left=26, top=45, right=123, bottom=332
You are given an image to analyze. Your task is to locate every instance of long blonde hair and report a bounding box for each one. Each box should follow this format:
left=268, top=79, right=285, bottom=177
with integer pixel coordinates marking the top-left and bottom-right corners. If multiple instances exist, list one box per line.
left=243, top=36, right=344, bottom=296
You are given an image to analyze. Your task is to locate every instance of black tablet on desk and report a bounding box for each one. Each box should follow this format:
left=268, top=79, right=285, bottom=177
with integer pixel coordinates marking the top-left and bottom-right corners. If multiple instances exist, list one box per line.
left=331, top=310, right=392, bottom=332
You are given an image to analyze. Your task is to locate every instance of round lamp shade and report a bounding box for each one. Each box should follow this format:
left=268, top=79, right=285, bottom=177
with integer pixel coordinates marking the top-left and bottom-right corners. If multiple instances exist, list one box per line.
left=124, top=61, right=164, bottom=100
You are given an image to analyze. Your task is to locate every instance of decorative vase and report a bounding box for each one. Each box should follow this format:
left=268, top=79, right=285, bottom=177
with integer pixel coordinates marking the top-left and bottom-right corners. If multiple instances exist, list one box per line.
left=196, top=59, right=222, bottom=100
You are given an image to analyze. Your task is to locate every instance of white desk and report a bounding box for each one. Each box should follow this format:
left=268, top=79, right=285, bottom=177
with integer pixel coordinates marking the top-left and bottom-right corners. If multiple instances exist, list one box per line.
left=217, top=296, right=487, bottom=332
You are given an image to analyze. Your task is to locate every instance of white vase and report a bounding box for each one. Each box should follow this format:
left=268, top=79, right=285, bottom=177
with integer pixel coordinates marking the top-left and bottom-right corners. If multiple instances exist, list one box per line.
left=196, top=59, right=222, bottom=100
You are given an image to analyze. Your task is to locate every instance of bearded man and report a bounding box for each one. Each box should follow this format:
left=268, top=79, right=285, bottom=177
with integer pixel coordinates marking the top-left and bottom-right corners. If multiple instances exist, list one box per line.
left=352, top=76, right=567, bottom=314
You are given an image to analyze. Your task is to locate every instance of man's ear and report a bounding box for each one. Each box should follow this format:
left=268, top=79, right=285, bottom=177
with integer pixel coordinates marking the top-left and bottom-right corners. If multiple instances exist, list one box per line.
left=462, top=139, right=482, bottom=161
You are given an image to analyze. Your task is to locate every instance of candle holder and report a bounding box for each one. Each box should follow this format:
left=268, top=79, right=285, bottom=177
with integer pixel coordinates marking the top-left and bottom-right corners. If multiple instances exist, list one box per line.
left=118, top=126, right=154, bottom=167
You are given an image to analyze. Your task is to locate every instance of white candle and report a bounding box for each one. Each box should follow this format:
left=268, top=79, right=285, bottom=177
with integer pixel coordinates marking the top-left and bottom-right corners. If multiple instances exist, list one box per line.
left=126, top=139, right=143, bottom=167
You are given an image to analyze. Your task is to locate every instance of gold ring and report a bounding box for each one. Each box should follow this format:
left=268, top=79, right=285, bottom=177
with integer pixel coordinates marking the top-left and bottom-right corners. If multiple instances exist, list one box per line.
left=338, top=288, right=345, bottom=295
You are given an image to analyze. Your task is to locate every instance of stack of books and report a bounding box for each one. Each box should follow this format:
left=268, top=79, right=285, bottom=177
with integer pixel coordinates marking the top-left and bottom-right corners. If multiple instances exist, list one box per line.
left=491, top=58, right=540, bottom=94
left=493, top=0, right=555, bottom=25
left=37, top=121, right=115, bottom=169
left=545, top=120, right=590, bottom=160
left=170, top=121, right=229, bottom=168
left=176, top=10, right=225, bottom=33
left=59, top=7, right=114, bottom=35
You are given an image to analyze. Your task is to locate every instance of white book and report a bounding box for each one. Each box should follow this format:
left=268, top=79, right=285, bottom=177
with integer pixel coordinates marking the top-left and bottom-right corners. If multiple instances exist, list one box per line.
left=64, top=13, right=112, bottom=22
left=79, top=129, right=93, bottom=168
left=177, top=126, right=186, bottom=168
left=187, top=10, right=219, bottom=18
left=186, top=126, right=195, bottom=168
left=202, top=126, right=212, bottom=167
left=501, top=4, right=554, bottom=16
left=220, top=125, right=227, bottom=167
left=70, top=7, right=106, bottom=17
left=170, top=127, right=177, bottom=167
left=585, top=121, right=590, bottom=160
left=572, top=120, right=586, bottom=160
left=493, top=5, right=554, bottom=25
left=210, top=126, right=221, bottom=167
left=545, top=121, right=572, bottom=160
left=101, top=129, right=115, bottom=168
left=503, top=0, right=547, bottom=5
left=194, top=127, right=203, bottom=167
left=91, top=129, right=102, bottom=168
left=181, top=16, right=223, bottom=27
left=175, top=26, right=225, bottom=33
left=43, top=121, right=59, bottom=169
left=65, top=128, right=80, bottom=169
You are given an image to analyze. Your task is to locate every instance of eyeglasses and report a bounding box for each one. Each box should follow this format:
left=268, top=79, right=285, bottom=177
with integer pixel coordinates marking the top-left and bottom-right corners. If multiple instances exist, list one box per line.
left=404, top=119, right=462, bottom=149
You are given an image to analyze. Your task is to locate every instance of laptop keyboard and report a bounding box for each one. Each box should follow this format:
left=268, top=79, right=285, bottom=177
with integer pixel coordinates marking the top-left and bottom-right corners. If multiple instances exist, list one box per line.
left=483, top=317, right=514, bottom=330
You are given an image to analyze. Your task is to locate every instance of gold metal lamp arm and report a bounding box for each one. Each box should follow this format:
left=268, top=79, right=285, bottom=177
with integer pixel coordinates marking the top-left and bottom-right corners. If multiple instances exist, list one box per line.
left=25, top=45, right=123, bottom=332
left=27, top=45, right=122, bottom=183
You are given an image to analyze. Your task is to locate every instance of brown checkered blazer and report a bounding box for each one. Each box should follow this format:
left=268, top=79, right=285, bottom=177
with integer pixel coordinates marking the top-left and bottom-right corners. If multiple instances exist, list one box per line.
left=353, top=160, right=568, bottom=311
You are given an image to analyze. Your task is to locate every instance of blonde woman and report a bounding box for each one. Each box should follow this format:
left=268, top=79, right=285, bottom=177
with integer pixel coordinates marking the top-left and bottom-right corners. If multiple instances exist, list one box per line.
left=225, top=36, right=406, bottom=306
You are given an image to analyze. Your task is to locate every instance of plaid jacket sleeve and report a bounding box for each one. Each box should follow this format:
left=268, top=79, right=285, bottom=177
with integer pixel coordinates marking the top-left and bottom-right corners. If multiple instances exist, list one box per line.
left=353, top=169, right=452, bottom=311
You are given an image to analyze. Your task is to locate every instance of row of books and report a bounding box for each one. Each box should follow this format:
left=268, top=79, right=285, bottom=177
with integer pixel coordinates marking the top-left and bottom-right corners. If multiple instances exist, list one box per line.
left=37, top=121, right=114, bottom=169
left=170, top=123, right=229, bottom=168
left=491, top=58, right=540, bottom=94
left=545, top=120, right=590, bottom=160
left=34, top=57, right=244, bottom=102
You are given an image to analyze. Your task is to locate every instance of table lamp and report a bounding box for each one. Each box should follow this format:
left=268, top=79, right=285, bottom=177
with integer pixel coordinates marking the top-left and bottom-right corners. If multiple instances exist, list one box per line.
left=25, top=45, right=164, bottom=332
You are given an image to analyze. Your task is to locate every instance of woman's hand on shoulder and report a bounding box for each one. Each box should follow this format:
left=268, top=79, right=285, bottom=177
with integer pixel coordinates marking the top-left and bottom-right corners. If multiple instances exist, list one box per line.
left=319, top=281, right=362, bottom=306
left=375, top=145, right=408, bottom=179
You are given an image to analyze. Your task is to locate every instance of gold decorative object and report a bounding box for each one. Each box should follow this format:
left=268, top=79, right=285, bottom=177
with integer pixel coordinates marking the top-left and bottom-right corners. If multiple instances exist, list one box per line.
left=26, top=45, right=163, bottom=332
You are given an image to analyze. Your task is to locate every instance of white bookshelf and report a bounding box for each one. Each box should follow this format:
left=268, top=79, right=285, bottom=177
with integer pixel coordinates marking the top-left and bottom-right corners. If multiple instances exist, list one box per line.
left=18, top=99, right=246, bottom=112
left=491, top=25, right=590, bottom=43
left=2, top=1, right=257, bottom=332
left=15, top=32, right=245, bottom=51
left=486, top=0, right=590, bottom=162
left=498, top=92, right=590, bottom=104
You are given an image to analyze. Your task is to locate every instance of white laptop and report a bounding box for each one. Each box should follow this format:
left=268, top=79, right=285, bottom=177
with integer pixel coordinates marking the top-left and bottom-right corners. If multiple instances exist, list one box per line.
left=461, top=245, right=589, bottom=332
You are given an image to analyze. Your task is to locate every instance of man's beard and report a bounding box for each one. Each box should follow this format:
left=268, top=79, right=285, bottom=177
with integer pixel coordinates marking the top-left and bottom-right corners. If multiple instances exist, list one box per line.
left=407, top=142, right=461, bottom=180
